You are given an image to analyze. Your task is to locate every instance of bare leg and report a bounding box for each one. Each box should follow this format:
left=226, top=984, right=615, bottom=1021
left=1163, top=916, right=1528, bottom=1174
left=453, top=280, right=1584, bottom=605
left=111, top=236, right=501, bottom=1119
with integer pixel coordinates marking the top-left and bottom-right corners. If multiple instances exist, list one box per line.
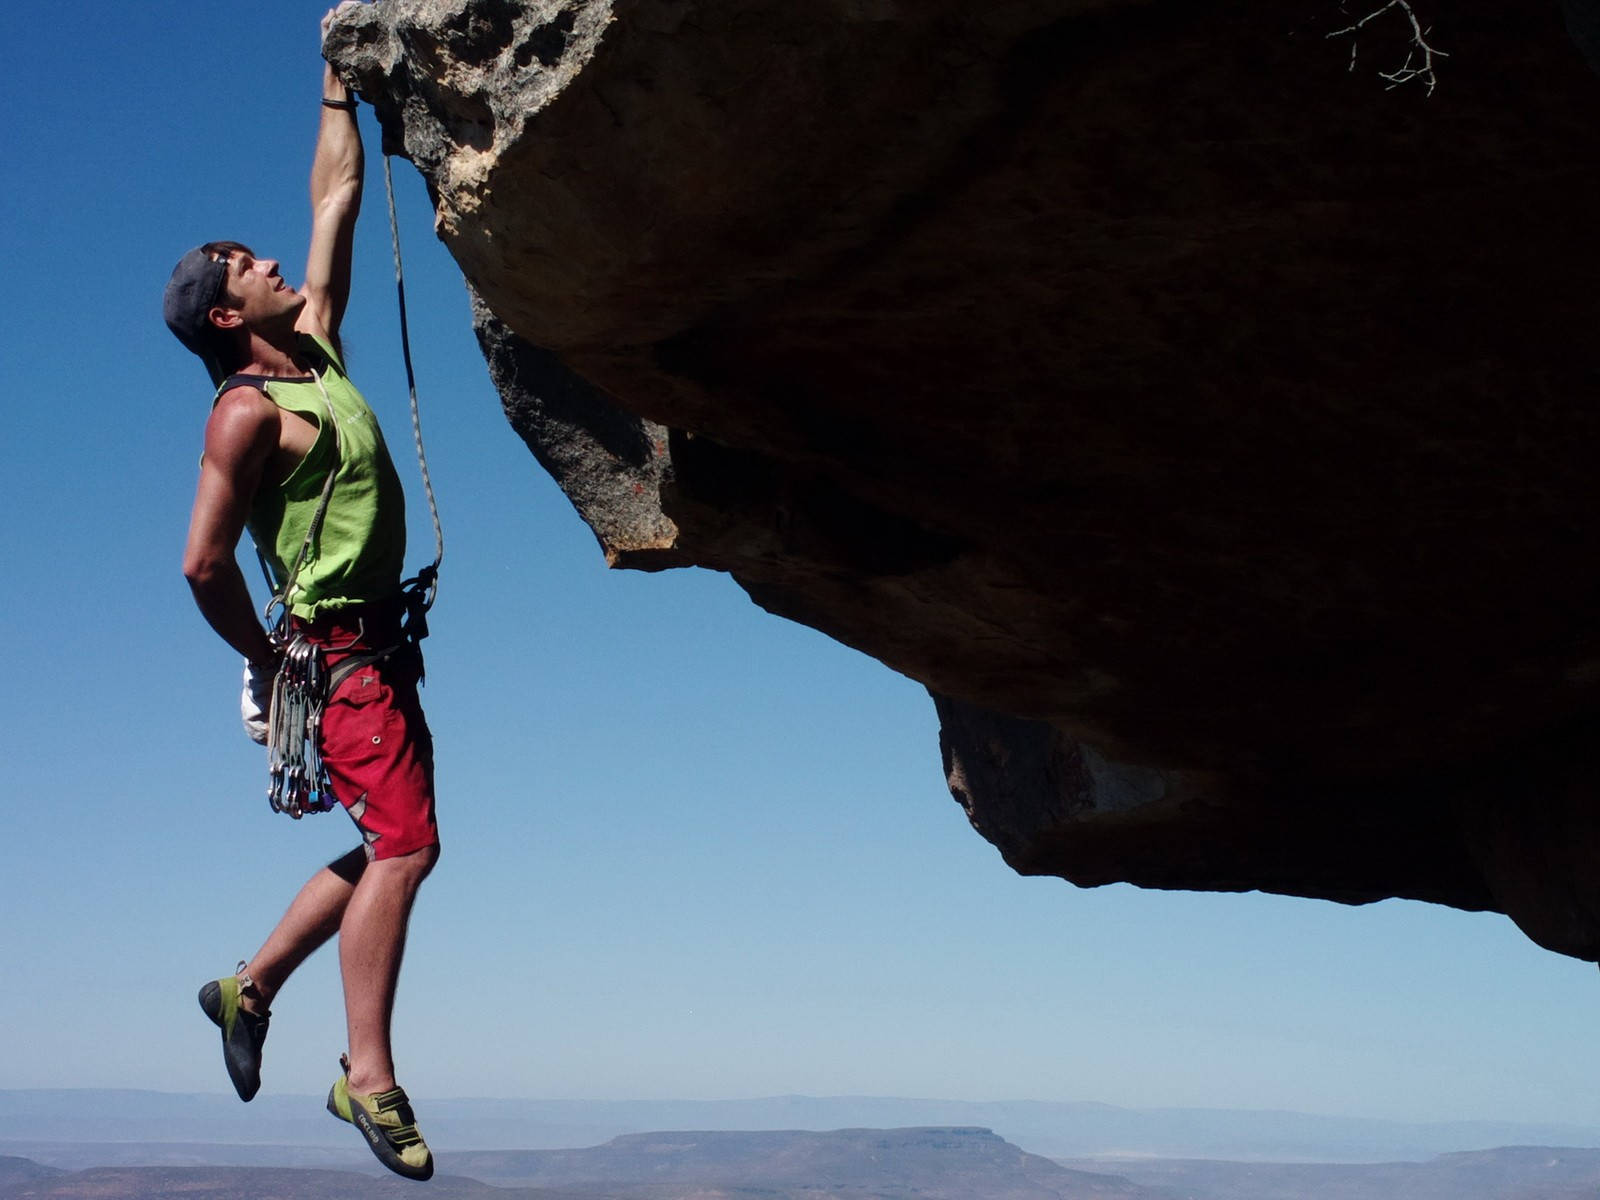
left=241, top=847, right=370, bottom=1010
left=339, top=843, right=438, bottom=1094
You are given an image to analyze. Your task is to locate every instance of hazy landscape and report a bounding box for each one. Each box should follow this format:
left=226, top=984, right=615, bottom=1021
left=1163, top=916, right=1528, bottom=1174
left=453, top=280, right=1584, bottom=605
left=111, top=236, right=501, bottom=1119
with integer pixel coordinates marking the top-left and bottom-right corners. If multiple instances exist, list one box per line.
left=8, top=1092, right=1600, bottom=1199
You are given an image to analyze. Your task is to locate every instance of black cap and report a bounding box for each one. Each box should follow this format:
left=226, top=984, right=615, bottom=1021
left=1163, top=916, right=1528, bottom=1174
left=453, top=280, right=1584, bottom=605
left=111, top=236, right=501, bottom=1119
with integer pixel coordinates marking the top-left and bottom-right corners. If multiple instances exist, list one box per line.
left=163, top=247, right=229, bottom=375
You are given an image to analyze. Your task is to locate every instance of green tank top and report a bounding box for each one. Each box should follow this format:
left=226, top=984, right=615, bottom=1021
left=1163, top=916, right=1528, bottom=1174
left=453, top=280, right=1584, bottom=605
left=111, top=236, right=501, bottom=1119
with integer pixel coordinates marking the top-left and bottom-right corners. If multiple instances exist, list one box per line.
left=224, top=335, right=407, bottom=620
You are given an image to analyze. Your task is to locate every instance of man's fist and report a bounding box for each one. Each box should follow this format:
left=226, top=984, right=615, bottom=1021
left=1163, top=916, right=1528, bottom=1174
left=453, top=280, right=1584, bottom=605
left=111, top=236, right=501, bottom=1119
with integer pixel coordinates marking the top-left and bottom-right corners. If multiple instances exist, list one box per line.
left=322, top=1, right=365, bottom=43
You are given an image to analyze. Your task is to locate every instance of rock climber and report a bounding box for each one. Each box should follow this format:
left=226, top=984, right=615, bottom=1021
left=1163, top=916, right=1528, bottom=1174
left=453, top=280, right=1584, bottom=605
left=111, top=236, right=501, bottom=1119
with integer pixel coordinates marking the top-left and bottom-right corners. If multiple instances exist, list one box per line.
left=162, top=4, right=437, bottom=1182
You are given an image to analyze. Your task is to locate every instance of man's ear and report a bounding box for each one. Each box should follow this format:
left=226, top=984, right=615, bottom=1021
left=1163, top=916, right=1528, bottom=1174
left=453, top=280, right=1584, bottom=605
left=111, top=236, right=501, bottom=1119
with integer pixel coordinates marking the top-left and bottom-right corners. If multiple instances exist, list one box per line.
left=207, top=305, right=244, bottom=331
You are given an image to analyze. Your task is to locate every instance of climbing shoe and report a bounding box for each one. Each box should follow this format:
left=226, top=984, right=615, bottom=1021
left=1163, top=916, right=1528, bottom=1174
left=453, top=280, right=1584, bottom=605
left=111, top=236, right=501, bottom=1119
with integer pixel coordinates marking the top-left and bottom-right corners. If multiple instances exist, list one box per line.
left=197, top=964, right=270, bottom=1102
left=326, top=1056, right=434, bottom=1181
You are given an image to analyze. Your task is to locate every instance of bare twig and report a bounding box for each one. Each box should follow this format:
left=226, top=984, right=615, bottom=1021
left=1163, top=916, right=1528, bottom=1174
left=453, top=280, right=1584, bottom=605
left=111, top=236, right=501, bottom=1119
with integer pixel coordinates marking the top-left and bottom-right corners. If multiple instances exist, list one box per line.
left=1326, top=0, right=1448, bottom=95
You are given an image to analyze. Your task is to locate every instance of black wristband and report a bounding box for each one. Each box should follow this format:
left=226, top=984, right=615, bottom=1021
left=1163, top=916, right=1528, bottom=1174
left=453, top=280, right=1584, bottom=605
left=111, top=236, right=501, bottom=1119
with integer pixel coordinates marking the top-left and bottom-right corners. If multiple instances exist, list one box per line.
left=321, top=97, right=358, bottom=111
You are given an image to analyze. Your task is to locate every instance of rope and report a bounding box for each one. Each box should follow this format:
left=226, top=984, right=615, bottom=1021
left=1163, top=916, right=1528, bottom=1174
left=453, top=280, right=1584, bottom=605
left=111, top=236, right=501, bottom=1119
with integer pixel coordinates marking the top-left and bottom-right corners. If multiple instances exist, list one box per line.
left=383, top=153, right=444, bottom=612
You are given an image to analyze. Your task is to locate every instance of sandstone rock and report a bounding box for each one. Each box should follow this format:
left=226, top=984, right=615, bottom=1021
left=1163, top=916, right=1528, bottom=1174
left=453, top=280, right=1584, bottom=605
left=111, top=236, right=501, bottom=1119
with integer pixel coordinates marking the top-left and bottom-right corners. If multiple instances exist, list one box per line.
left=473, top=289, right=678, bottom=564
left=328, top=0, right=1600, bottom=958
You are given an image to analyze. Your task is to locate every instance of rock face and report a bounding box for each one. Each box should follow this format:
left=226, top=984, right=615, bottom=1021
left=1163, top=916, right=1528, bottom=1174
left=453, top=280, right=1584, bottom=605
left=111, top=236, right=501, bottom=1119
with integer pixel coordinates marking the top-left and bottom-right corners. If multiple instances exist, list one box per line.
left=328, top=0, right=1600, bottom=959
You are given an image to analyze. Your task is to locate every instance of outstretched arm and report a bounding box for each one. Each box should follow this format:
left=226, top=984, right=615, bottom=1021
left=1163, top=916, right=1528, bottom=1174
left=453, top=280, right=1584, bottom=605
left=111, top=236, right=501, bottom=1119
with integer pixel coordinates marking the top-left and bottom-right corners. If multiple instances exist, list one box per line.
left=299, top=4, right=366, bottom=354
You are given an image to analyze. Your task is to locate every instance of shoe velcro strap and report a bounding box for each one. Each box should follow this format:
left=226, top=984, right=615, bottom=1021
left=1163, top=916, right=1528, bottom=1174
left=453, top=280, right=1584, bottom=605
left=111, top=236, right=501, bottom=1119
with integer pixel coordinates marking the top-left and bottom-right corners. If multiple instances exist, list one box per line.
left=370, top=1090, right=415, bottom=1123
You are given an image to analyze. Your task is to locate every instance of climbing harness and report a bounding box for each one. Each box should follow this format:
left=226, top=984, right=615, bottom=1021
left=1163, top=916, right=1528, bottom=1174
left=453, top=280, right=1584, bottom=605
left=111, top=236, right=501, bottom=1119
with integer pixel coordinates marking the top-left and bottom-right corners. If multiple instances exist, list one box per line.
left=255, top=135, right=445, bottom=820
left=267, top=629, right=408, bottom=820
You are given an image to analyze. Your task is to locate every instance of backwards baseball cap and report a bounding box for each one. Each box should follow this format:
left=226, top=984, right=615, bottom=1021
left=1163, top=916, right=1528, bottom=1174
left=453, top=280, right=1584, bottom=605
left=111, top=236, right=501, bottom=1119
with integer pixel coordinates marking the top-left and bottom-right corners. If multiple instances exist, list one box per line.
left=163, top=246, right=232, bottom=377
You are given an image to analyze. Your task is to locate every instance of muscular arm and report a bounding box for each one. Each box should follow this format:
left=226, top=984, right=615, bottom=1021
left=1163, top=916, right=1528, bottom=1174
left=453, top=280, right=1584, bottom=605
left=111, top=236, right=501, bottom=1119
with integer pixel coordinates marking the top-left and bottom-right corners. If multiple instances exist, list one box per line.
left=298, top=5, right=366, bottom=353
left=183, top=388, right=283, bottom=669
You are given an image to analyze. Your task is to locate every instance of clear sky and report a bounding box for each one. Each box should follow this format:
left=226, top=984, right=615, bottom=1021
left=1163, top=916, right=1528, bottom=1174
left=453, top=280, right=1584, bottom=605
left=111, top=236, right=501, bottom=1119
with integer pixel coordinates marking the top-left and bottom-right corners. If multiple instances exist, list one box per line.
left=3, top=1, right=1598, bottom=1131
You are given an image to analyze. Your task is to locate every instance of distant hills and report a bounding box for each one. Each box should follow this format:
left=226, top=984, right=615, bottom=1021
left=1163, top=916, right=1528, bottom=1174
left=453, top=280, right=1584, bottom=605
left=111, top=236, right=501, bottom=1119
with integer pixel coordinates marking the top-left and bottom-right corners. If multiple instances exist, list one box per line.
left=7, top=1090, right=1600, bottom=1163
left=9, top=1133, right=1600, bottom=1200
left=0, top=1160, right=59, bottom=1189
left=0, top=1163, right=594, bottom=1199
left=10, top=1088, right=1600, bottom=1200
left=0, top=1130, right=1167, bottom=1200
left=1059, top=1146, right=1600, bottom=1200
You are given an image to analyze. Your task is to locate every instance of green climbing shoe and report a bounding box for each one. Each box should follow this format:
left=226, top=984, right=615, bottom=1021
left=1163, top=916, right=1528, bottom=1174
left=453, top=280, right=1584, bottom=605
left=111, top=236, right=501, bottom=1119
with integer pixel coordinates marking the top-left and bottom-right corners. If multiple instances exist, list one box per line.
left=326, top=1057, right=434, bottom=1181
left=197, top=965, right=270, bottom=1102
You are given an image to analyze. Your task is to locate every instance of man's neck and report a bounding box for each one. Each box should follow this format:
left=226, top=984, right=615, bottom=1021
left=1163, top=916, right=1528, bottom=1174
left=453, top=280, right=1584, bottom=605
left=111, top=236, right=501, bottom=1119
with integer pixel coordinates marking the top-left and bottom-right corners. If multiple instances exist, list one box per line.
left=240, top=328, right=312, bottom=379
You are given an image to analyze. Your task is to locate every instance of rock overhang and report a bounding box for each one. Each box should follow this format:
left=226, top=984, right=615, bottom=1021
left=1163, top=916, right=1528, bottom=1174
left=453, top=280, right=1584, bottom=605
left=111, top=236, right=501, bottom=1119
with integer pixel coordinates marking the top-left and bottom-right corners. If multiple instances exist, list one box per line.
left=328, top=0, right=1600, bottom=959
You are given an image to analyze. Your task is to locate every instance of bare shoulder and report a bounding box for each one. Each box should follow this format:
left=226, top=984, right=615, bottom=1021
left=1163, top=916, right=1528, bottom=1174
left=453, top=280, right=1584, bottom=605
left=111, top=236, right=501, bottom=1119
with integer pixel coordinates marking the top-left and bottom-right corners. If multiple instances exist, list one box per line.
left=208, top=382, right=277, bottom=430
left=204, top=385, right=280, bottom=469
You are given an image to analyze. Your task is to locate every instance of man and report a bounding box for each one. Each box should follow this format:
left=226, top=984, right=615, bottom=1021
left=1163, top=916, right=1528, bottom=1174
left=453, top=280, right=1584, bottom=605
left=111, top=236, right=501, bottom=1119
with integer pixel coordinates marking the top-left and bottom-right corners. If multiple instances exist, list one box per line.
left=163, top=7, right=437, bottom=1182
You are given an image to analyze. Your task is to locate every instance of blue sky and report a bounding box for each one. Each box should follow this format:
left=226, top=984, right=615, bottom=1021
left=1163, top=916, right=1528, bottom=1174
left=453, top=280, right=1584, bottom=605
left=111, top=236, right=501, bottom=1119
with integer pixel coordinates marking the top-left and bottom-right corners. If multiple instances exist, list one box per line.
left=3, top=2, right=1598, bottom=1129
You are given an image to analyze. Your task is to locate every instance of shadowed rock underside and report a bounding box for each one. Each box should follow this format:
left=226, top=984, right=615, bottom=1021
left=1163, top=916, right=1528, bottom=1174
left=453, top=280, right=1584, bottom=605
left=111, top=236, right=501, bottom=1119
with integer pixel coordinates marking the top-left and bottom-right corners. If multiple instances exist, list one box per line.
left=328, top=0, right=1600, bottom=959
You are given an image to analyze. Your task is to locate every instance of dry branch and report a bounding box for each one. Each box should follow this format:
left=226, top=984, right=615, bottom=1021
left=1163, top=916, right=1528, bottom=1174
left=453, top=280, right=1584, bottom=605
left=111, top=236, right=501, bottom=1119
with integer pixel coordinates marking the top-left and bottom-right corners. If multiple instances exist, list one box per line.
left=1327, top=0, right=1448, bottom=94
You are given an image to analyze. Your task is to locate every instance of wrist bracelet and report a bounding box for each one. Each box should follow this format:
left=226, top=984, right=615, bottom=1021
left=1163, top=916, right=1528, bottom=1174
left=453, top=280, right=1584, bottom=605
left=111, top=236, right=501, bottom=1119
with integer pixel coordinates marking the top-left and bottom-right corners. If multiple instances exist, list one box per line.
left=321, top=97, right=358, bottom=111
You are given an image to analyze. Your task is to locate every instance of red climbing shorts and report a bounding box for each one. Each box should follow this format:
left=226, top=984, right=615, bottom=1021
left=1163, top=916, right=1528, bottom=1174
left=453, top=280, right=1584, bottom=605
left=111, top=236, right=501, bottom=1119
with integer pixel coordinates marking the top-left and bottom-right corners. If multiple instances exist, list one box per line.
left=292, top=600, right=439, bottom=861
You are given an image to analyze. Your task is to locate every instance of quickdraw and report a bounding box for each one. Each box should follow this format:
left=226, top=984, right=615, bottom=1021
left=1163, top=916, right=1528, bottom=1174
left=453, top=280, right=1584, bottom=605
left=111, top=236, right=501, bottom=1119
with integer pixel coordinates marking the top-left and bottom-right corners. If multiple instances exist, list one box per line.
left=267, top=636, right=338, bottom=819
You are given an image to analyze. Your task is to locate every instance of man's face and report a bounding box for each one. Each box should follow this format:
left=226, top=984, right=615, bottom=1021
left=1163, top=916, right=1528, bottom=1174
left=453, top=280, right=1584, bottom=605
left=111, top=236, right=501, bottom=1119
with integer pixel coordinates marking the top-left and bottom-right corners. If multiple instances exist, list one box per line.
left=209, top=248, right=305, bottom=331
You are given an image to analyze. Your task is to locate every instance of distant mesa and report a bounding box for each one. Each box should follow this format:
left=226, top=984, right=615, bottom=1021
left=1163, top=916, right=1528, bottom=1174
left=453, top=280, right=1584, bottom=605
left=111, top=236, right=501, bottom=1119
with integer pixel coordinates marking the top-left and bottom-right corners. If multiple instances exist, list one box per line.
left=325, top=0, right=1600, bottom=961
left=443, top=1125, right=1148, bottom=1196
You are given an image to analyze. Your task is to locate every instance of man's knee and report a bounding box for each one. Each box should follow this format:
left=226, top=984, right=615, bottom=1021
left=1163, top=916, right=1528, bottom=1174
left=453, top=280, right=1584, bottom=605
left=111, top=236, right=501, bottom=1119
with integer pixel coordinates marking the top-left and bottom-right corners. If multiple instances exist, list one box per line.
left=380, top=841, right=438, bottom=889
left=410, top=841, right=440, bottom=879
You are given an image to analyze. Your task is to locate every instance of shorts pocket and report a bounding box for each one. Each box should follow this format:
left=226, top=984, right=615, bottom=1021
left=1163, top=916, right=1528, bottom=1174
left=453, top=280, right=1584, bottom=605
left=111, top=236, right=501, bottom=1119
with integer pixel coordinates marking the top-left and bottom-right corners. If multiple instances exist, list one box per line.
left=322, top=667, right=399, bottom=771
